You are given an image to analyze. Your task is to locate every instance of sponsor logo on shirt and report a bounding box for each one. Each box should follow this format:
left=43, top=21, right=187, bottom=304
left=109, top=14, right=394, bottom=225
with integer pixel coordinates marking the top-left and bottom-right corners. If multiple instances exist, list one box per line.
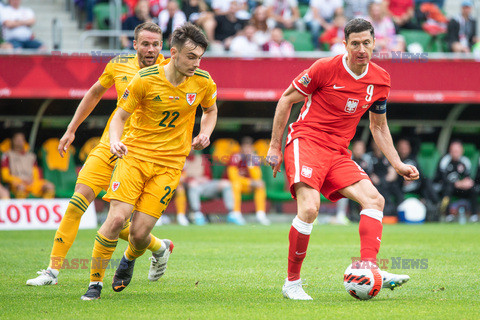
left=112, top=181, right=120, bottom=192
left=186, top=93, right=197, bottom=106
left=301, top=165, right=313, bottom=178
left=153, top=95, right=162, bottom=102
left=345, top=98, right=359, bottom=113
left=298, top=73, right=311, bottom=87
left=122, top=89, right=129, bottom=100
left=121, top=76, right=128, bottom=82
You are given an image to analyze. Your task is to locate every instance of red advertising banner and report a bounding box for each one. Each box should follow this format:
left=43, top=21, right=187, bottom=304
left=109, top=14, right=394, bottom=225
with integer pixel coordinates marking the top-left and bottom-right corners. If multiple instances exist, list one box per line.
left=0, top=199, right=97, bottom=230
left=0, top=54, right=479, bottom=103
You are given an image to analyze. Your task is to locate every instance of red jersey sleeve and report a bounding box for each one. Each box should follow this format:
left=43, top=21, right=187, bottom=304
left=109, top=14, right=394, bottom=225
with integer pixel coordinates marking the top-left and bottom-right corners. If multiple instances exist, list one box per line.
left=292, top=59, right=327, bottom=96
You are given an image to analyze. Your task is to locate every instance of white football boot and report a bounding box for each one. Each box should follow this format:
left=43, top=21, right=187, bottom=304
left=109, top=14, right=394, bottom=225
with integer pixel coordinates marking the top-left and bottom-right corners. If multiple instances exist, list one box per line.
left=148, top=239, right=174, bottom=281
left=26, top=269, right=58, bottom=286
left=177, top=213, right=190, bottom=226
left=282, top=279, right=313, bottom=300
left=381, top=270, right=410, bottom=290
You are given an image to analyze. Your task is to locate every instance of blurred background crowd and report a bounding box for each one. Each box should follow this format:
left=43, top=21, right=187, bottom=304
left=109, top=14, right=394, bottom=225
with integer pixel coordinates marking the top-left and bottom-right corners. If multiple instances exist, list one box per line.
left=0, top=0, right=478, bottom=54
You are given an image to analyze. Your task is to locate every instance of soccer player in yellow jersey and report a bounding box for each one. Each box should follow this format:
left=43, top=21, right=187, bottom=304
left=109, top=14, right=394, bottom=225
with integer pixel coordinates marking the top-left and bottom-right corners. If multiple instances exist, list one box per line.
left=27, top=22, right=172, bottom=286
left=81, top=23, right=217, bottom=300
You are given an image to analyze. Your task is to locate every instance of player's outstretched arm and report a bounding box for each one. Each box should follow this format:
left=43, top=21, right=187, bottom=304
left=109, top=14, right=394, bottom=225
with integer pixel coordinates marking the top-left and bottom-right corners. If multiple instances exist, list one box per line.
left=369, top=112, right=419, bottom=181
left=267, top=85, right=304, bottom=178
left=58, top=81, right=109, bottom=157
left=109, top=108, right=132, bottom=158
left=192, top=103, right=218, bottom=150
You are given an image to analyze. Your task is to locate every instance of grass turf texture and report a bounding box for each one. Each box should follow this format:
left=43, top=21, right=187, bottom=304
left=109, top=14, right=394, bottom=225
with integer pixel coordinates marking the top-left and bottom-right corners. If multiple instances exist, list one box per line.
left=1, top=223, right=479, bottom=319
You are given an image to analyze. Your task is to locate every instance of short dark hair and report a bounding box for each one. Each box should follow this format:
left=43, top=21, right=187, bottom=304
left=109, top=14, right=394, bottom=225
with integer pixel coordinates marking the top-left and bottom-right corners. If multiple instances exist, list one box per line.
left=170, top=22, right=208, bottom=51
left=134, top=22, right=163, bottom=42
left=344, top=18, right=374, bottom=42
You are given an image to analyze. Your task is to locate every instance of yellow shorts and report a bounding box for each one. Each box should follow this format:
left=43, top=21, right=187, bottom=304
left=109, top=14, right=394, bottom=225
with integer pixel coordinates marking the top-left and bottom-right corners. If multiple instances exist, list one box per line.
left=76, top=144, right=117, bottom=196
left=104, top=155, right=182, bottom=219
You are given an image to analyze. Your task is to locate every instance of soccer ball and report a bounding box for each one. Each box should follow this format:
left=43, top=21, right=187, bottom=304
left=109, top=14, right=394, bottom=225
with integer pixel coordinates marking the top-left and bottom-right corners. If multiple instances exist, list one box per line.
left=343, top=262, right=383, bottom=300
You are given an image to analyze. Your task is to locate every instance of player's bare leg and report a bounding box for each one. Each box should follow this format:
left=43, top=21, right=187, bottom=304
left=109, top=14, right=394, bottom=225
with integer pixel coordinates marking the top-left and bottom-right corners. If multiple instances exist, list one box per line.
left=282, top=183, right=319, bottom=300
left=113, top=211, right=173, bottom=290
left=339, top=179, right=410, bottom=290
left=81, top=200, right=133, bottom=300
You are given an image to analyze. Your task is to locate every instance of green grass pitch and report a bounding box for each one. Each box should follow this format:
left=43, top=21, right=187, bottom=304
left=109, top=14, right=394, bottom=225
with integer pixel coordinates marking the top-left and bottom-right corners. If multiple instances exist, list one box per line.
left=1, top=223, right=479, bottom=319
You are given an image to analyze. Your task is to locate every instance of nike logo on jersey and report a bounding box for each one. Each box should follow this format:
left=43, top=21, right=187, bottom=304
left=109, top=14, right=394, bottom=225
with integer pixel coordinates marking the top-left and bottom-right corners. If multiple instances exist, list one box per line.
left=333, top=85, right=345, bottom=89
left=295, top=251, right=307, bottom=255
left=376, top=237, right=382, bottom=242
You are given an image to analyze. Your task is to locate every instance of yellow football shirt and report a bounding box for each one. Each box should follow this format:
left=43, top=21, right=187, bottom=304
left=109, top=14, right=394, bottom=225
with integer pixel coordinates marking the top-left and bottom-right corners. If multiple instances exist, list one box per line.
left=117, top=59, right=217, bottom=170
left=97, top=54, right=164, bottom=148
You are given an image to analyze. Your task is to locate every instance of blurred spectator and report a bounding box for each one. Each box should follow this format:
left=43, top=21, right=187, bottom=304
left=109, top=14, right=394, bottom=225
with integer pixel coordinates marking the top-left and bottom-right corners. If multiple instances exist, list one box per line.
left=250, top=5, right=271, bottom=46
left=304, top=0, right=344, bottom=48
left=434, top=140, right=477, bottom=222
left=158, top=0, right=187, bottom=44
left=1, top=132, right=55, bottom=199
left=182, top=0, right=216, bottom=42
left=229, top=24, right=262, bottom=56
left=343, top=0, right=372, bottom=20
left=264, top=0, right=300, bottom=30
left=0, top=0, right=44, bottom=50
left=183, top=151, right=237, bottom=225
left=352, top=140, right=374, bottom=176
left=121, top=0, right=152, bottom=49
left=213, top=1, right=248, bottom=51
left=124, top=0, right=139, bottom=16
left=227, top=137, right=270, bottom=225
left=319, top=12, right=347, bottom=54
left=369, top=140, right=404, bottom=216
left=367, top=1, right=406, bottom=52
left=211, top=0, right=250, bottom=20
left=347, top=140, right=374, bottom=220
left=417, top=2, right=447, bottom=36
left=74, top=0, right=101, bottom=30
left=415, top=0, right=444, bottom=9
left=386, top=0, right=420, bottom=31
left=396, top=138, right=439, bottom=220
left=149, top=0, right=168, bottom=17
left=447, top=0, right=478, bottom=53
left=262, top=27, right=295, bottom=56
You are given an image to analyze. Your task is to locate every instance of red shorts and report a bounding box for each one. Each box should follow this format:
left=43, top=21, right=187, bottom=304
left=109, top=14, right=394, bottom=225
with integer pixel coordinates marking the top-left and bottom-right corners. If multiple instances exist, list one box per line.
left=284, top=138, right=370, bottom=201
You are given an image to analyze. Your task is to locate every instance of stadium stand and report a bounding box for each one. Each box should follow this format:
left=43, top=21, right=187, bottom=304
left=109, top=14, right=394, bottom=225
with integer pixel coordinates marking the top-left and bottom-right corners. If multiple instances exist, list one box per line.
left=40, top=138, right=77, bottom=198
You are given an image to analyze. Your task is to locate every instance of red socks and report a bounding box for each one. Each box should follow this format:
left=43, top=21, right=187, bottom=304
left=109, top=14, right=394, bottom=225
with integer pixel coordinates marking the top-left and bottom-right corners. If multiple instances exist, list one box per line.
left=287, top=209, right=383, bottom=281
left=359, top=209, right=383, bottom=263
left=287, top=216, right=313, bottom=281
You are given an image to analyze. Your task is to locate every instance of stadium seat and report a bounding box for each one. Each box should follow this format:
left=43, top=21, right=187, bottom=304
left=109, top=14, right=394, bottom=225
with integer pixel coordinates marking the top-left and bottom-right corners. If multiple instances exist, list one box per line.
left=299, top=4, right=309, bottom=18
left=93, top=3, right=128, bottom=30
left=417, top=142, right=440, bottom=179
left=261, top=165, right=291, bottom=202
left=40, top=138, right=77, bottom=198
left=399, top=29, right=435, bottom=52
left=463, top=143, right=479, bottom=178
left=283, top=30, right=315, bottom=52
